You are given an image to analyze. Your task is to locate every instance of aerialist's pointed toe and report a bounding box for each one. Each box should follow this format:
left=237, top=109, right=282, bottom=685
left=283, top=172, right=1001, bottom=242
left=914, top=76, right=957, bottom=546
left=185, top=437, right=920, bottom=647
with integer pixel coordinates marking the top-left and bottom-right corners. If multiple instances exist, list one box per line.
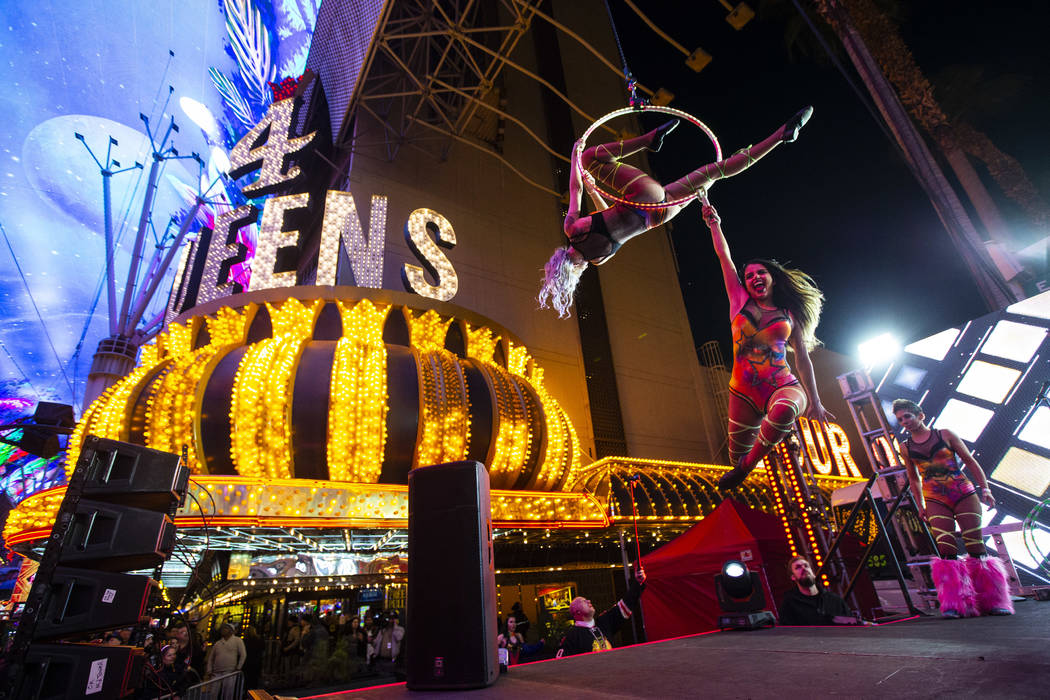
left=781, top=106, right=814, bottom=143
left=717, top=461, right=753, bottom=490
left=650, top=118, right=680, bottom=152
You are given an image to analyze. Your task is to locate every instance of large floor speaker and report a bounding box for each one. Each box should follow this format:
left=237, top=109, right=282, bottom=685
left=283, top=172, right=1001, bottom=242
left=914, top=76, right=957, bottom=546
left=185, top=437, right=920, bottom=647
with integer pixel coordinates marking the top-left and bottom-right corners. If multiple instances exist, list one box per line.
left=407, top=461, right=498, bottom=690
left=21, top=643, right=146, bottom=699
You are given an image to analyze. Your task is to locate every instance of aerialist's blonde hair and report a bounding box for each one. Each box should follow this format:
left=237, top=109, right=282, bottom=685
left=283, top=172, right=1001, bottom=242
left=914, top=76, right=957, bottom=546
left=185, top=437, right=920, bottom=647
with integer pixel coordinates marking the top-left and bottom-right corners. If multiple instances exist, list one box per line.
left=538, top=246, right=588, bottom=319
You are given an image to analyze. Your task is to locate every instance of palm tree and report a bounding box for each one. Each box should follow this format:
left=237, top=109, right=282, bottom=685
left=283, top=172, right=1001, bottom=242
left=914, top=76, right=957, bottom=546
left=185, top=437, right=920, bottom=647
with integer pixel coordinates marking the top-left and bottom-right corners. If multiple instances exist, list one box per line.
left=803, top=0, right=1046, bottom=304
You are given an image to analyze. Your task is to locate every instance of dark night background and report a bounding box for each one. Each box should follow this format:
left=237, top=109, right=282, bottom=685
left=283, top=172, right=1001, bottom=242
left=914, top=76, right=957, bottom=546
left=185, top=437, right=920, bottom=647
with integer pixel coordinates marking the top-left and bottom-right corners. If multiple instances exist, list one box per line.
left=606, top=0, right=1050, bottom=359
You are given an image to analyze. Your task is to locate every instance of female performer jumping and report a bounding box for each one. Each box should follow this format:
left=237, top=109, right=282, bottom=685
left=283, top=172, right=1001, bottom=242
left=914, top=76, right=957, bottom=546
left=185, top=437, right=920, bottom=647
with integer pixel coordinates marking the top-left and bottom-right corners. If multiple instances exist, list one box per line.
left=701, top=198, right=831, bottom=490
left=538, top=107, right=813, bottom=318
left=892, top=399, right=1013, bottom=617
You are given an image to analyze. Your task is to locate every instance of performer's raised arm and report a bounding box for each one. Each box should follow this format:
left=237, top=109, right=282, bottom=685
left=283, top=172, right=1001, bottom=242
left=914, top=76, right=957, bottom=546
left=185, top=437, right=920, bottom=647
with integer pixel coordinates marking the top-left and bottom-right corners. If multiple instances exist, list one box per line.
left=563, top=141, right=588, bottom=238
left=701, top=197, right=747, bottom=318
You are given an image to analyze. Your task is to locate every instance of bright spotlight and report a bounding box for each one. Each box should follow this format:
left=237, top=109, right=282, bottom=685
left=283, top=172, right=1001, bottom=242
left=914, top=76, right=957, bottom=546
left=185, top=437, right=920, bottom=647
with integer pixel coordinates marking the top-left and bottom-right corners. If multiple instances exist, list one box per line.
left=858, top=332, right=901, bottom=367
left=715, top=560, right=775, bottom=630
left=723, top=561, right=747, bottom=579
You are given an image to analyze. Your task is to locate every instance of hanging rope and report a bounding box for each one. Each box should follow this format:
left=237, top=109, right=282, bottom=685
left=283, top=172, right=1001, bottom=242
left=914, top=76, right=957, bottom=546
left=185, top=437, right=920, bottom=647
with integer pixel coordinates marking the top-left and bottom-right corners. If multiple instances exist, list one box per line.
left=602, top=0, right=646, bottom=108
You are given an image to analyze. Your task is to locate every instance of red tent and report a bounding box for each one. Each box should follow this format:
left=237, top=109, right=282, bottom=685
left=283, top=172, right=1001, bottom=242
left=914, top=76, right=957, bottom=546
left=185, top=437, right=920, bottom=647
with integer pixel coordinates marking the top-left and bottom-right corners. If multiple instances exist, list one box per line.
left=639, top=499, right=794, bottom=641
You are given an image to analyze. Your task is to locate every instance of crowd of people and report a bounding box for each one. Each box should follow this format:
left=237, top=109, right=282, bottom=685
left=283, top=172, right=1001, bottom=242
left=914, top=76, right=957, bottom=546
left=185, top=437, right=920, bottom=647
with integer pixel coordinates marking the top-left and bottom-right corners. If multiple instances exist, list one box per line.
left=280, top=610, right=406, bottom=681
left=100, top=608, right=408, bottom=697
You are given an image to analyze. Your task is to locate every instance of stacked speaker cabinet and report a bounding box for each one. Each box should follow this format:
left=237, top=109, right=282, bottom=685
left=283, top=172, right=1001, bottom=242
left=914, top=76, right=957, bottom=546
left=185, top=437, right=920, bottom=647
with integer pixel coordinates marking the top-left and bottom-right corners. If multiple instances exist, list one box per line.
left=3, top=436, right=188, bottom=700
left=406, top=461, right=498, bottom=690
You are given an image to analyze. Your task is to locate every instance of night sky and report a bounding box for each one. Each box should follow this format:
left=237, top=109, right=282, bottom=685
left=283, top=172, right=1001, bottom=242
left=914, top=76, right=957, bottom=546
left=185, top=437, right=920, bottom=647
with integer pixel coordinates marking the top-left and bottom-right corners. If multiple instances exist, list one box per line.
left=606, top=0, right=1050, bottom=358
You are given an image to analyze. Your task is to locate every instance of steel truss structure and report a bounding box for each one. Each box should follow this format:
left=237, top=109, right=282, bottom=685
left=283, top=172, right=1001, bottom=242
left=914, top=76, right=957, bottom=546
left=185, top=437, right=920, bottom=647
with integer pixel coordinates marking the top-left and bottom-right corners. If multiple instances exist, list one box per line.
left=338, top=0, right=637, bottom=197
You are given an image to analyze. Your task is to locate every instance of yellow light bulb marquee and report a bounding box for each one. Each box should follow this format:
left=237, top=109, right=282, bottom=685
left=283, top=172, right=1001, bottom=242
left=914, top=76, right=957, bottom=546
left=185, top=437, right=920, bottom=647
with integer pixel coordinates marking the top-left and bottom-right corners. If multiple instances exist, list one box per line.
left=485, top=340, right=534, bottom=485
left=34, top=288, right=714, bottom=556
left=465, top=324, right=498, bottom=365
left=145, top=309, right=249, bottom=472
left=524, top=364, right=578, bottom=492
left=327, top=300, right=390, bottom=482
left=778, top=442, right=825, bottom=569
left=230, top=298, right=321, bottom=479
left=570, top=457, right=860, bottom=524
left=3, top=477, right=610, bottom=547
left=407, top=309, right=470, bottom=469
left=763, top=440, right=833, bottom=586
left=763, top=453, right=799, bottom=558
left=60, top=288, right=594, bottom=498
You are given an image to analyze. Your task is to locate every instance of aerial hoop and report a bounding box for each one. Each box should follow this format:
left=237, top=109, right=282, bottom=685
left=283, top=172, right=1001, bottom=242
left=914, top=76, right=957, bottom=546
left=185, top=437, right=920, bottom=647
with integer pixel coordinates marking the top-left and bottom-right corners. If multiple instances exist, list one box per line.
left=577, top=104, right=723, bottom=211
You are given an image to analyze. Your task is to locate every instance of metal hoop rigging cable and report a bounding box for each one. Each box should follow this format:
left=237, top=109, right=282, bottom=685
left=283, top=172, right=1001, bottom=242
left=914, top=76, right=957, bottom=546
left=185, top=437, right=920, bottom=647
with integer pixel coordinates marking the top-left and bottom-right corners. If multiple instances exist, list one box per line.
left=577, top=104, right=723, bottom=211
left=579, top=3, right=722, bottom=210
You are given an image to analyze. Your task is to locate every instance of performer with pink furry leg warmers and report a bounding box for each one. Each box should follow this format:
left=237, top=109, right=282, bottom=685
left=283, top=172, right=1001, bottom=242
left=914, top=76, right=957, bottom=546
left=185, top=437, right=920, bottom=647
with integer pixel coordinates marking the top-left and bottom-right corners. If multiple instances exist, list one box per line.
left=893, top=399, right=1014, bottom=618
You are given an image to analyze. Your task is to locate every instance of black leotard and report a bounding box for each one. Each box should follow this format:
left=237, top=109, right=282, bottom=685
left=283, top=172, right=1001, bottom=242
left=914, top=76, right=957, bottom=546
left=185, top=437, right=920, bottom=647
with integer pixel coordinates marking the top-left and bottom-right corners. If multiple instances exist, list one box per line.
left=569, top=212, right=621, bottom=264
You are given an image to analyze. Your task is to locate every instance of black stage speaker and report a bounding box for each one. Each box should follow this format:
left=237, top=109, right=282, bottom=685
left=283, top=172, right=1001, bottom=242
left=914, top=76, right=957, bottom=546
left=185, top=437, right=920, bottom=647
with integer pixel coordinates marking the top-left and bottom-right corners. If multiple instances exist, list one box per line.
left=59, top=500, right=176, bottom=571
left=21, top=644, right=146, bottom=699
left=5, top=436, right=186, bottom=699
left=80, top=439, right=191, bottom=510
left=406, top=461, right=498, bottom=690
left=34, top=568, right=155, bottom=639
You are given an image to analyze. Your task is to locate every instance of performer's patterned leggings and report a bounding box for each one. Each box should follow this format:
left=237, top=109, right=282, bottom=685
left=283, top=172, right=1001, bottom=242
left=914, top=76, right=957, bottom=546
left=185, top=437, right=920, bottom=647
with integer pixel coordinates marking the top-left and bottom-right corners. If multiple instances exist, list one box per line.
left=925, top=487, right=986, bottom=558
left=581, top=125, right=788, bottom=229
left=727, top=383, right=808, bottom=468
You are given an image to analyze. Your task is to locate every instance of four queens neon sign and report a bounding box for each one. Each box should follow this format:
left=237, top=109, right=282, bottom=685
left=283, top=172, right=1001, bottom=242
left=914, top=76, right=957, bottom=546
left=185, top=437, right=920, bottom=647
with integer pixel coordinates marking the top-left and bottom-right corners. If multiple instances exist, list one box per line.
left=168, top=96, right=459, bottom=318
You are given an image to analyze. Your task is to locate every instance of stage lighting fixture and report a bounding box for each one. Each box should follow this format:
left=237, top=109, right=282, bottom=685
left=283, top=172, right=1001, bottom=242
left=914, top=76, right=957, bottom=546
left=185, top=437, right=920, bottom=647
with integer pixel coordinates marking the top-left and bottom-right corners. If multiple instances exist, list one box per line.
left=858, top=332, right=901, bottom=368
left=685, top=47, right=712, bottom=72
left=0, top=402, right=75, bottom=459
left=715, top=560, right=775, bottom=630
left=33, top=402, right=75, bottom=429
left=721, top=1, right=755, bottom=30
left=1, top=427, right=60, bottom=460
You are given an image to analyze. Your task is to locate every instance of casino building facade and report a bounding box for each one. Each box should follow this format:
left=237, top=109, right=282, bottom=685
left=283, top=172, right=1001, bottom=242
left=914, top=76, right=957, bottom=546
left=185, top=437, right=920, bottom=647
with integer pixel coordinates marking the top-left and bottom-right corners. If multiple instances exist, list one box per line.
left=3, top=1, right=866, bottom=636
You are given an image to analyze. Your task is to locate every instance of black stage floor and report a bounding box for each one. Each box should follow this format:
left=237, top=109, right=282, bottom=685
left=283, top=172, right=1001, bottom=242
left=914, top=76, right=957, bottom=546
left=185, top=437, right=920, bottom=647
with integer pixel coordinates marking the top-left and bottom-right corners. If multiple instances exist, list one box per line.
left=299, top=599, right=1050, bottom=699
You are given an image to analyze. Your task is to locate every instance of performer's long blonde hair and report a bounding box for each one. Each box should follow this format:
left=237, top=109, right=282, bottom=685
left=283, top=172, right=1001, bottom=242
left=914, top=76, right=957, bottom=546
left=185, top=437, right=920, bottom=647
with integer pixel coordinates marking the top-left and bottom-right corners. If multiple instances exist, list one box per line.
left=538, top=246, right=588, bottom=318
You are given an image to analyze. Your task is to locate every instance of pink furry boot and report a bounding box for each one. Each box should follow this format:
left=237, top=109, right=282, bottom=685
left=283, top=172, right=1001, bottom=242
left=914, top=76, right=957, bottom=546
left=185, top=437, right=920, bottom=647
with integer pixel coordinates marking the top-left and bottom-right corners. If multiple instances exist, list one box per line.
left=968, top=556, right=1015, bottom=615
left=930, top=557, right=978, bottom=618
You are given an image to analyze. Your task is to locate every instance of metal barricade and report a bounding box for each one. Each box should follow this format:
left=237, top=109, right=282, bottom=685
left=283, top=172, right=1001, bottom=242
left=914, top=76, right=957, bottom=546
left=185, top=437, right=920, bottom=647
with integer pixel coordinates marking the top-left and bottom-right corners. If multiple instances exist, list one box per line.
left=185, top=670, right=245, bottom=700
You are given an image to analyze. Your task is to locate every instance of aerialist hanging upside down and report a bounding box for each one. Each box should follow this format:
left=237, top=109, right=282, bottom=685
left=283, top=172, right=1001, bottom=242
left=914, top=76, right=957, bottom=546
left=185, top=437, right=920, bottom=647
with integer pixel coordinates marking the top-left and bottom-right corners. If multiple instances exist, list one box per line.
left=701, top=196, right=833, bottom=491
left=537, top=106, right=814, bottom=318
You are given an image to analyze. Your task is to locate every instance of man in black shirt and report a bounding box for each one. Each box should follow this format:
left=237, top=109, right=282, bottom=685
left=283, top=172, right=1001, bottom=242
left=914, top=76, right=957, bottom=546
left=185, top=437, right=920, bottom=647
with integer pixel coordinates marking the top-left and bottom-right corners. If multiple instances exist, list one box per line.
left=779, top=556, right=861, bottom=626
left=556, top=568, right=646, bottom=657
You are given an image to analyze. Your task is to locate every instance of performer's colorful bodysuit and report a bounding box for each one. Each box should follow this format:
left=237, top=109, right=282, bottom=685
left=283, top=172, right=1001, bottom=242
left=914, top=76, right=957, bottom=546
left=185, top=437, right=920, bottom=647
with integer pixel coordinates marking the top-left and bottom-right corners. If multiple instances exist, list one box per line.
left=904, top=429, right=978, bottom=508
left=568, top=120, right=797, bottom=267
left=904, top=429, right=984, bottom=557
left=727, top=299, right=807, bottom=467
left=729, top=300, right=798, bottom=412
